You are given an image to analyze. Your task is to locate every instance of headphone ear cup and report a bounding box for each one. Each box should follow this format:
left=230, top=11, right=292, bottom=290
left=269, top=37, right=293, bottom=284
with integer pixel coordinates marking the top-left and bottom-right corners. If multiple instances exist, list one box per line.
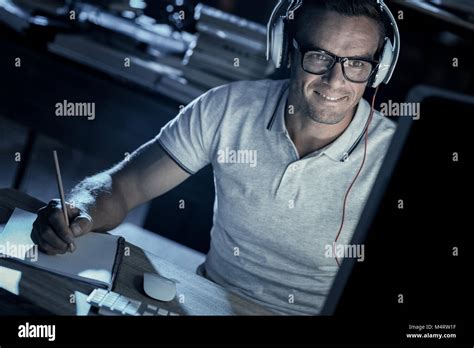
left=280, top=22, right=291, bottom=69
left=271, top=16, right=286, bottom=68
left=371, top=38, right=394, bottom=88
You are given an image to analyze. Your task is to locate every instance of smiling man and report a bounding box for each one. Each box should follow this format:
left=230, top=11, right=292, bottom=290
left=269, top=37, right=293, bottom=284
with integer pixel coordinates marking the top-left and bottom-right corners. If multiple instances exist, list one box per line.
left=286, top=3, right=387, bottom=156
left=32, top=0, right=398, bottom=315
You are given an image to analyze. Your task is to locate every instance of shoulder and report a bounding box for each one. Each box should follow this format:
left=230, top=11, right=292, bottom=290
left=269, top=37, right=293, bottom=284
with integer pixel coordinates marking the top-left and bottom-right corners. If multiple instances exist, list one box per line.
left=356, top=98, right=398, bottom=160
left=191, top=79, right=289, bottom=127
left=373, top=111, right=397, bottom=139
left=362, top=98, right=397, bottom=140
left=202, top=79, right=289, bottom=104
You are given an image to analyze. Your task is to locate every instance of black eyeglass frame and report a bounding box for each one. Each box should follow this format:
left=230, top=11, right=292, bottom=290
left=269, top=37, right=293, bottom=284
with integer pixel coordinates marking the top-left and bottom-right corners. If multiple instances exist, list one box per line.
left=292, top=39, right=380, bottom=83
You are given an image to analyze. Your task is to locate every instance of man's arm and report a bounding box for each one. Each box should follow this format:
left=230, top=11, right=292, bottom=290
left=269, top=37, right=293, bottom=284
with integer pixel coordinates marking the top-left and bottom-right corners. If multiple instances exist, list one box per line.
left=31, top=138, right=191, bottom=254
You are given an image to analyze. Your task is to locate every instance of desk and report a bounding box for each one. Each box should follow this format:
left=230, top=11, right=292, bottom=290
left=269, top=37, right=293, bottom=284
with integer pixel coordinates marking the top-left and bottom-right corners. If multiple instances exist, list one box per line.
left=0, top=189, right=274, bottom=315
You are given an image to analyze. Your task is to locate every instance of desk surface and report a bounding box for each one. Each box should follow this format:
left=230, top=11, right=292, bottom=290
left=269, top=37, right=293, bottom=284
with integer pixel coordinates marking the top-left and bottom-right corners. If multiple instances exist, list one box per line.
left=0, top=189, right=274, bottom=315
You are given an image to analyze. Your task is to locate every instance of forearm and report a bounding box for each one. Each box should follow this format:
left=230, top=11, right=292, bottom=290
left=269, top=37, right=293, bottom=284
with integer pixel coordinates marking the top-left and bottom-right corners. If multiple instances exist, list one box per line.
left=67, top=171, right=128, bottom=232
left=65, top=138, right=191, bottom=232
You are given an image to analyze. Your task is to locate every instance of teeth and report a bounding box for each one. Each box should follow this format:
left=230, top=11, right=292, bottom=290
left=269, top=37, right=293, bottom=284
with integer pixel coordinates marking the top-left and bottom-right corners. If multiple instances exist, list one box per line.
left=317, top=92, right=344, bottom=101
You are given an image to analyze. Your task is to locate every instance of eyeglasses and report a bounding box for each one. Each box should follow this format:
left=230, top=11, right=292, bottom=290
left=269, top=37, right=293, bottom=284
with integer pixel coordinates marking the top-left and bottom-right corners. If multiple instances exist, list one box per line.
left=293, top=39, right=379, bottom=83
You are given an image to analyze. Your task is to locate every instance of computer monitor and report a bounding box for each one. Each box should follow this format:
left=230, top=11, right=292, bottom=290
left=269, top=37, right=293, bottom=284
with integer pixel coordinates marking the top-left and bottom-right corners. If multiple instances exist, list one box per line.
left=323, top=85, right=474, bottom=315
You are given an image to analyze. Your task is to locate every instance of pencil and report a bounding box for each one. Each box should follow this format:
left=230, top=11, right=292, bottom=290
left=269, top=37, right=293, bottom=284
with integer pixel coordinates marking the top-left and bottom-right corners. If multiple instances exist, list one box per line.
left=53, top=150, right=74, bottom=252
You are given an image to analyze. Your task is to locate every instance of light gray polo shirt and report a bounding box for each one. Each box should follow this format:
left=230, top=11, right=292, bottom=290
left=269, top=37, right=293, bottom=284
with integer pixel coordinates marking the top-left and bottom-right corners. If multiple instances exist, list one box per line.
left=157, top=79, right=396, bottom=315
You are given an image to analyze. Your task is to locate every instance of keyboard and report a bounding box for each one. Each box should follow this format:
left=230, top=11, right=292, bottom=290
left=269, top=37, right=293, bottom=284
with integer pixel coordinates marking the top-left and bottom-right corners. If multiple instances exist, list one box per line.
left=87, top=288, right=180, bottom=316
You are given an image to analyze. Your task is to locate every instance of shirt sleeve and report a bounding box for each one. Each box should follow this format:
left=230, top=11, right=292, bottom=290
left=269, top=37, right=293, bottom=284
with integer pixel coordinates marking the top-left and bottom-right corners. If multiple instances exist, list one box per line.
left=156, top=85, right=229, bottom=174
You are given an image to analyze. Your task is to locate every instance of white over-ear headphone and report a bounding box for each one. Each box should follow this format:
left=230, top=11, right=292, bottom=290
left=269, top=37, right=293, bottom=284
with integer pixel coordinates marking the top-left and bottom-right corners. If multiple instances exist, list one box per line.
left=266, top=0, right=400, bottom=88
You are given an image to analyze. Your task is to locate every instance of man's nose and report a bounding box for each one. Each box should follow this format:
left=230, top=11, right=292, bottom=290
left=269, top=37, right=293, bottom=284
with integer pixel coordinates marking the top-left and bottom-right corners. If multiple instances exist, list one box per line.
left=321, top=62, right=346, bottom=88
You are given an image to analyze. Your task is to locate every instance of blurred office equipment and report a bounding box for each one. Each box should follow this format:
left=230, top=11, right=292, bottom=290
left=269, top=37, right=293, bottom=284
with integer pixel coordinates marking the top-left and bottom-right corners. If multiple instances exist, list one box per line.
left=397, top=0, right=474, bottom=31
left=183, top=3, right=275, bottom=89
left=325, top=85, right=472, bottom=316
left=0, top=0, right=274, bottom=105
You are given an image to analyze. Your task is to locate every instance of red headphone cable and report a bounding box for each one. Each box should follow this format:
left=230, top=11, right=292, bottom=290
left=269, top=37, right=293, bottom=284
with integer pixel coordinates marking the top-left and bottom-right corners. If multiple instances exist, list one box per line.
left=333, top=86, right=380, bottom=267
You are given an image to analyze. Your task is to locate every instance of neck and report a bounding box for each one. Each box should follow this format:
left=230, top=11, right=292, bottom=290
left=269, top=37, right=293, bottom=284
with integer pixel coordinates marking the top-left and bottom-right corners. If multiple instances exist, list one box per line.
left=285, top=99, right=356, bottom=158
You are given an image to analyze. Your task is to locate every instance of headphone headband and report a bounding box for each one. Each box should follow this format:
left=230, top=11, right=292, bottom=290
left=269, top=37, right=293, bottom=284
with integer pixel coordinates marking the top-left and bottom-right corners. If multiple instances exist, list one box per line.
left=266, top=0, right=301, bottom=62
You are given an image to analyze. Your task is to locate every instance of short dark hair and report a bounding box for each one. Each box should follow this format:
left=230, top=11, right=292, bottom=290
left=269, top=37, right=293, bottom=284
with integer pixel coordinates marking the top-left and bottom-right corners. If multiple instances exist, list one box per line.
left=289, top=0, right=388, bottom=52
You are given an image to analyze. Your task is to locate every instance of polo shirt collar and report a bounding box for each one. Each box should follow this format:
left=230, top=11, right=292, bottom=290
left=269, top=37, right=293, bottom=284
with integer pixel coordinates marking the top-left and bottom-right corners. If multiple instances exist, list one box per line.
left=267, top=82, right=372, bottom=162
left=321, top=99, right=371, bottom=162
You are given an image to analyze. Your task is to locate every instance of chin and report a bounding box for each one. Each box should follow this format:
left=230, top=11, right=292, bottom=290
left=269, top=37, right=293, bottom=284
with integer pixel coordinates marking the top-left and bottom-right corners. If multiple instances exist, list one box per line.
left=308, top=107, right=347, bottom=125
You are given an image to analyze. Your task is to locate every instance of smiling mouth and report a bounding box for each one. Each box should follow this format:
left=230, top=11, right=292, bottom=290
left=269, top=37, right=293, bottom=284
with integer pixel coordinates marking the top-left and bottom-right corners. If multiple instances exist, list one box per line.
left=314, top=91, right=348, bottom=102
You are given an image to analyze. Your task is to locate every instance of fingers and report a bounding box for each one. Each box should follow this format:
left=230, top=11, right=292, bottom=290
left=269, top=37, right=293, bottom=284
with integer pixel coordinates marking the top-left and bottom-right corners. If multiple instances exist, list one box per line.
left=70, top=214, right=93, bottom=237
left=32, top=199, right=89, bottom=255
left=41, top=224, right=69, bottom=252
left=46, top=205, right=75, bottom=245
left=38, top=234, right=64, bottom=255
left=31, top=220, right=67, bottom=255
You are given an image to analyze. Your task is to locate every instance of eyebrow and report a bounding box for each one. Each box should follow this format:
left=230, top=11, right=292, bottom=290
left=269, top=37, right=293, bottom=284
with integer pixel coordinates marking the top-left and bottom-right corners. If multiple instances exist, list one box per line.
left=300, top=42, right=375, bottom=60
left=347, top=53, right=375, bottom=60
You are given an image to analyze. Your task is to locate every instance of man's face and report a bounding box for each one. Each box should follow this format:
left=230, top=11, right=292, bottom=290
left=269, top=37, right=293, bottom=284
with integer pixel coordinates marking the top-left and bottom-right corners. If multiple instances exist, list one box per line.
left=289, top=11, right=381, bottom=125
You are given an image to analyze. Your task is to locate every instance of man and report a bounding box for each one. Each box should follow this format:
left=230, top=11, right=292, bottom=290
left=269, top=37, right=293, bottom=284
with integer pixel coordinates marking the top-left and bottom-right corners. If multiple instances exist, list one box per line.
left=33, top=0, right=397, bottom=315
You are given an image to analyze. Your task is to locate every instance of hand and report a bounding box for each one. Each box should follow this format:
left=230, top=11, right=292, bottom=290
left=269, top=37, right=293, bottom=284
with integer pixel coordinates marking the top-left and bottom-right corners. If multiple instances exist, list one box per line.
left=31, top=199, right=92, bottom=255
